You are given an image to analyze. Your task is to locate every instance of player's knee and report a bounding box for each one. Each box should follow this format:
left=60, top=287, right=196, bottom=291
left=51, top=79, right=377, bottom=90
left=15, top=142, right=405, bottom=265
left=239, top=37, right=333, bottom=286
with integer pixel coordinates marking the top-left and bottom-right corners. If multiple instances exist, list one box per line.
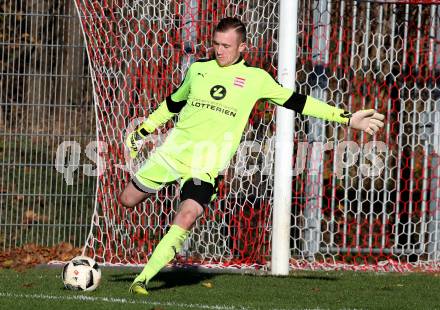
left=181, top=200, right=204, bottom=218
left=180, top=206, right=200, bottom=224
left=120, top=180, right=154, bottom=208
left=174, top=201, right=202, bottom=229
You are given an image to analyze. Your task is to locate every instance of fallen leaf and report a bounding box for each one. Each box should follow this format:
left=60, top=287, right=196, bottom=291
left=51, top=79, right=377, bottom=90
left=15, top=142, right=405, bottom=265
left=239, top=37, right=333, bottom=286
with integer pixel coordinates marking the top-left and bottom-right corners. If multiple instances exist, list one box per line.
left=2, top=260, right=14, bottom=268
left=0, top=243, right=83, bottom=271
left=60, top=253, right=74, bottom=261
left=201, top=282, right=213, bottom=288
left=23, top=243, right=38, bottom=252
left=56, top=242, right=73, bottom=254
left=22, top=254, right=32, bottom=264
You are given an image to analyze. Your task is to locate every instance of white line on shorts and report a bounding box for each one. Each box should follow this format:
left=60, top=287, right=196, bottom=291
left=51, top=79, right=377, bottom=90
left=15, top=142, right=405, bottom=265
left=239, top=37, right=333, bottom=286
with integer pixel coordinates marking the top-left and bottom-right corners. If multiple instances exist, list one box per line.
left=0, top=292, right=258, bottom=310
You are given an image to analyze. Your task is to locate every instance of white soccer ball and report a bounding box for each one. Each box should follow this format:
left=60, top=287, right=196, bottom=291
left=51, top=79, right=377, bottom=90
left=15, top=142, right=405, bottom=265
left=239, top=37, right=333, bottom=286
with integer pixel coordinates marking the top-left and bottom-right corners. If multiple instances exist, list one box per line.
left=62, top=255, right=101, bottom=291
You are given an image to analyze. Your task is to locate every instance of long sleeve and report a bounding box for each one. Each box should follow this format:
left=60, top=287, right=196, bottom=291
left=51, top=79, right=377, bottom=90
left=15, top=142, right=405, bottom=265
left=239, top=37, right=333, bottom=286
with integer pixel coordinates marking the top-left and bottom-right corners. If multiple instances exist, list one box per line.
left=136, top=100, right=175, bottom=137
left=259, top=71, right=350, bottom=125
left=301, top=96, right=350, bottom=125
left=136, top=65, right=194, bottom=137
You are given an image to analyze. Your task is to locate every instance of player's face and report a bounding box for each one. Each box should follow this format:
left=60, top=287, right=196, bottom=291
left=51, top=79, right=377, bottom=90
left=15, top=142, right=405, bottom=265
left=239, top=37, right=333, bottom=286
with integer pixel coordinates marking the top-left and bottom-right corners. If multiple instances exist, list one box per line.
left=213, top=29, right=246, bottom=67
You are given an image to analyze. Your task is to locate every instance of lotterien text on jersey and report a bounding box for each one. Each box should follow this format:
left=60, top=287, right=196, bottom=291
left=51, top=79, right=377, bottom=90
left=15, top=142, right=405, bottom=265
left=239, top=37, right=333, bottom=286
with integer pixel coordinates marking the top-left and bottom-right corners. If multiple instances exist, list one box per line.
left=191, top=100, right=237, bottom=117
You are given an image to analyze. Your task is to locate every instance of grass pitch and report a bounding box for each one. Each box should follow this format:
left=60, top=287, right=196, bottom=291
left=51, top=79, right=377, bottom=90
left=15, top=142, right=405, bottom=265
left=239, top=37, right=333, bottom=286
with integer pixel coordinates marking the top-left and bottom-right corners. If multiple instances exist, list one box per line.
left=0, top=266, right=439, bottom=310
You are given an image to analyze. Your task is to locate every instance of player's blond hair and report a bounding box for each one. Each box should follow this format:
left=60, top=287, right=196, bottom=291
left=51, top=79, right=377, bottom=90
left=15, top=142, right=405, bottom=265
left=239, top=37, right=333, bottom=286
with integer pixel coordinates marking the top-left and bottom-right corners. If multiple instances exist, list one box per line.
left=214, top=17, right=247, bottom=43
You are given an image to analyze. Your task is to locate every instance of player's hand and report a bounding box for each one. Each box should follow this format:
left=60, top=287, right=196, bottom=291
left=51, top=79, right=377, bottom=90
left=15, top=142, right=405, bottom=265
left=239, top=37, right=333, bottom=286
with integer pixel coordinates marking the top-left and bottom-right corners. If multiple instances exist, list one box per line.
left=349, top=109, right=385, bottom=135
left=126, top=131, right=145, bottom=159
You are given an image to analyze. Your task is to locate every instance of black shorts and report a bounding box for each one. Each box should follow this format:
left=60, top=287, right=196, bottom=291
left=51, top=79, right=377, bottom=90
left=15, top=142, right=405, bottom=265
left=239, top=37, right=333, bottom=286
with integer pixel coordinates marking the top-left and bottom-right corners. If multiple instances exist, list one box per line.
left=180, top=177, right=219, bottom=207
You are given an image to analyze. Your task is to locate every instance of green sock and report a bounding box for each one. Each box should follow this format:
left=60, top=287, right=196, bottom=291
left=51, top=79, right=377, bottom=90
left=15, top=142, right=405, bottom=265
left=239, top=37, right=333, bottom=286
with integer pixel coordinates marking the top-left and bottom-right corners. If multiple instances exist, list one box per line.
left=136, top=225, right=189, bottom=284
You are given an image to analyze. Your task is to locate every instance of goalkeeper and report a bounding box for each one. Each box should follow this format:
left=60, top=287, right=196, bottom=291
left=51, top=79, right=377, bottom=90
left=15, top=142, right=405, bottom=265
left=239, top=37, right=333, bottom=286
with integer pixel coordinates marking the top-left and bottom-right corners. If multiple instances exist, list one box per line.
left=120, top=17, right=385, bottom=296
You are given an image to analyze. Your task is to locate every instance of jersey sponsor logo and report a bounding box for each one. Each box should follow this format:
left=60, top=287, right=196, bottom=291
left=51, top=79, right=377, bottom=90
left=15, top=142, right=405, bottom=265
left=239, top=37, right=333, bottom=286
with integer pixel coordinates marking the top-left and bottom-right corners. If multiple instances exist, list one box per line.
left=233, top=77, right=246, bottom=88
left=210, top=85, right=227, bottom=100
left=191, top=100, right=237, bottom=117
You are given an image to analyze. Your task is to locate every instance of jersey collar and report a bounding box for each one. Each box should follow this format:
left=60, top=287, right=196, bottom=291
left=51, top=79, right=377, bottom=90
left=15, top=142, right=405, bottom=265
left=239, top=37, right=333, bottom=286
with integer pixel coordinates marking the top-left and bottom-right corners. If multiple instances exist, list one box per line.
left=233, top=55, right=244, bottom=65
left=215, top=55, right=245, bottom=69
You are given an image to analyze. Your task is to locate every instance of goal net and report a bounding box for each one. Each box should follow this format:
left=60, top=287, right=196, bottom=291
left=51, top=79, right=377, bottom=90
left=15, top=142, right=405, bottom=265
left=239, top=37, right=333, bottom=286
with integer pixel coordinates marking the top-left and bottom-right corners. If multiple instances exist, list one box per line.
left=74, top=0, right=440, bottom=271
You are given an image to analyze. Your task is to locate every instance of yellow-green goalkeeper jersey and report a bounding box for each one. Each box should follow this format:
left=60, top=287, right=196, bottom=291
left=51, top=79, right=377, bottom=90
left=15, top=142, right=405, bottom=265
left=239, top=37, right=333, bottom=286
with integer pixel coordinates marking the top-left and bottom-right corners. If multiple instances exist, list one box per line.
left=141, top=57, right=350, bottom=175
